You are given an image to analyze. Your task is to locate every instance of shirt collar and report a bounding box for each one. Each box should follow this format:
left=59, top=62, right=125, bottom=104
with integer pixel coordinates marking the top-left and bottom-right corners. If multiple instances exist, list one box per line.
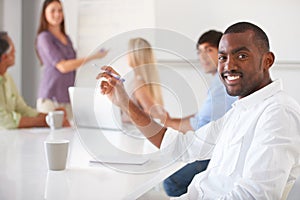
left=232, top=79, right=283, bottom=110
left=0, top=73, right=7, bottom=85
left=0, top=76, right=3, bottom=83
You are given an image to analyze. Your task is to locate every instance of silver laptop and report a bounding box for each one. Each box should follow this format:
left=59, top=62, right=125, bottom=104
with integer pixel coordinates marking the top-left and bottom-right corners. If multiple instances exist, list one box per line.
left=68, top=87, right=122, bottom=131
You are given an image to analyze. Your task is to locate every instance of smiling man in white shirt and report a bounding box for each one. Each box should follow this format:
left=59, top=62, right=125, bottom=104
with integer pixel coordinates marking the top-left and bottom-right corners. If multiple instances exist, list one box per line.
left=97, top=22, right=300, bottom=199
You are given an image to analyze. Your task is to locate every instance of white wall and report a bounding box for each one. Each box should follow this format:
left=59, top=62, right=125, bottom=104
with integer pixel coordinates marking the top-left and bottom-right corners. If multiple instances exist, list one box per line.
left=2, top=0, right=22, bottom=89
left=270, top=63, right=300, bottom=105
left=2, top=0, right=300, bottom=107
left=155, top=0, right=300, bottom=62
left=1, top=0, right=41, bottom=107
left=0, top=0, right=3, bottom=28
left=21, top=0, right=42, bottom=107
left=63, top=0, right=79, bottom=49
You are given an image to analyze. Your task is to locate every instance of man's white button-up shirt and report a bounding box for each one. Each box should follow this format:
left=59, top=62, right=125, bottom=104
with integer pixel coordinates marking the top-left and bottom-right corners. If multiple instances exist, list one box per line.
left=161, top=80, right=300, bottom=199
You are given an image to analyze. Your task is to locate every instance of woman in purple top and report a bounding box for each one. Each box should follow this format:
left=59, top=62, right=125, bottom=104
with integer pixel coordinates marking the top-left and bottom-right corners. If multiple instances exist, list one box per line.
left=35, top=0, right=107, bottom=120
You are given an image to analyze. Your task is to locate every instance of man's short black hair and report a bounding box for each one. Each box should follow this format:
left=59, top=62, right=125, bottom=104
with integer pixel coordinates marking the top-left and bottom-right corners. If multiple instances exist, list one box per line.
left=0, top=31, right=9, bottom=61
left=0, top=31, right=7, bottom=39
left=224, top=22, right=270, bottom=52
left=197, top=30, right=223, bottom=49
left=0, top=40, right=9, bottom=61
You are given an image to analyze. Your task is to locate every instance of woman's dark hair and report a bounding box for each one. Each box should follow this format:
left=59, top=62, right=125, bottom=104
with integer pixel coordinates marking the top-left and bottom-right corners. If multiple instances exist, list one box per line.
left=37, top=0, right=65, bottom=35
left=35, top=0, right=66, bottom=65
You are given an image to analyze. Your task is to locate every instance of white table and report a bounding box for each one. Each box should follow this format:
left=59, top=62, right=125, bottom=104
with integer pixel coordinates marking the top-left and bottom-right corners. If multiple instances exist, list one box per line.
left=0, top=127, right=184, bottom=200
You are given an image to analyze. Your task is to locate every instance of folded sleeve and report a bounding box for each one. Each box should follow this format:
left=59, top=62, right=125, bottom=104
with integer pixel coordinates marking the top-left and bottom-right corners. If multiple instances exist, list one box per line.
left=0, top=108, right=22, bottom=129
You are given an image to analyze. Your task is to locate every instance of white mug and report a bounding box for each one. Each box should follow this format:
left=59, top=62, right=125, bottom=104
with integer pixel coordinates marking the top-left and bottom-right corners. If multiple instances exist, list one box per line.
left=44, top=139, right=69, bottom=171
left=46, top=111, right=64, bottom=130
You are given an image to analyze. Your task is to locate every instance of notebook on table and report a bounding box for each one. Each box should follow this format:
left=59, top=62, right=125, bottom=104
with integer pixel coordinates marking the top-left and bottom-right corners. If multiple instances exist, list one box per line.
left=89, top=156, right=149, bottom=165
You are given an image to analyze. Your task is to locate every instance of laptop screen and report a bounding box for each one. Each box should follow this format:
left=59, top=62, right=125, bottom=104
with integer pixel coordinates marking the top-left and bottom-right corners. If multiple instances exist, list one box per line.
left=69, top=87, right=122, bottom=130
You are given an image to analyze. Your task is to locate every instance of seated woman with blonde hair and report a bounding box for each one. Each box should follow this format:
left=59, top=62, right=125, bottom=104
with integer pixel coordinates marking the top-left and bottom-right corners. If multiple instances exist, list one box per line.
left=124, top=38, right=165, bottom=123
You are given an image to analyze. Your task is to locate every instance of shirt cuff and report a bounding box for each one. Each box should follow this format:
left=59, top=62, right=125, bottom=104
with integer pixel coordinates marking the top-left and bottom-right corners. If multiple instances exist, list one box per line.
left=189, top=116, right=197, bottom=130
left=26, top=109, right=39, bottom=117
left=13, top=112, right=22, bottom=127
left=160, top=127, right=180, bottom=149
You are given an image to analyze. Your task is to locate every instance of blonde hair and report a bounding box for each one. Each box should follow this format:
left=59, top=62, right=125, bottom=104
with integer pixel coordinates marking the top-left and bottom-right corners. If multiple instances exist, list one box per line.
left=128, top=38, right=164, bottom=106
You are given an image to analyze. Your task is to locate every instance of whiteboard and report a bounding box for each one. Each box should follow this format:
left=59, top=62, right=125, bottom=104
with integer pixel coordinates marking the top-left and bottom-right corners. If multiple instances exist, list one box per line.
left=76, top=0, right=155, bottom=57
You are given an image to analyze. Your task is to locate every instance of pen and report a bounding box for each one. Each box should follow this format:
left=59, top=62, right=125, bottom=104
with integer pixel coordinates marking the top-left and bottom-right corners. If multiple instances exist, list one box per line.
left=104, top=70, right=126, bottom=82
left=93, top=64, right=125, bottom=82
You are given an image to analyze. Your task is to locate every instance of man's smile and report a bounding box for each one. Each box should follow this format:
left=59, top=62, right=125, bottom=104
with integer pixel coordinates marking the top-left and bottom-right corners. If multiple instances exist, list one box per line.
left=222, top=71, right=243, bottom=85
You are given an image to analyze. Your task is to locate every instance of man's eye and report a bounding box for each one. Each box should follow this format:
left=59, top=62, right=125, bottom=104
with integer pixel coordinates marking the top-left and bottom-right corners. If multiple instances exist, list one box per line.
left=207, top=48, right=213, bottom=53
left=218, top=56, right=226, bottom=61
left=238, top=54, right=247, bottom=59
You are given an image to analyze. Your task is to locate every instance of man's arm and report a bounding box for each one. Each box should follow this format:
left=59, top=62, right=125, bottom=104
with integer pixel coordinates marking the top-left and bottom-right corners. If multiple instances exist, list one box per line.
left=0, top=109, right=48, bottom=129
left=0, top=75, right=46, bottom=129
left=133, top=84, right=166, bottom=119
left=18, top=110, right=69, bottom=129
left=18, top=113, right=48, bottom=128
left=10, top=77, right=51, bottom=128
left=164, top=114, right=194, bottom=133
left=98, top=66, right=167, bottom=148
left=125, top=99, right=167, bottom=148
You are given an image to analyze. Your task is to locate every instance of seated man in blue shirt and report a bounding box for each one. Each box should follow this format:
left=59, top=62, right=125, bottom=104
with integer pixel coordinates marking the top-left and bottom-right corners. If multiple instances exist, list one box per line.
left=162, top=30, right=237, bottom=197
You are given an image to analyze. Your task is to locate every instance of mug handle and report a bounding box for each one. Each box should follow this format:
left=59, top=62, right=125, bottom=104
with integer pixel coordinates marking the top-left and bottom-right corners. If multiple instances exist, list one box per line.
left=46, top=115, right=53, bottom=127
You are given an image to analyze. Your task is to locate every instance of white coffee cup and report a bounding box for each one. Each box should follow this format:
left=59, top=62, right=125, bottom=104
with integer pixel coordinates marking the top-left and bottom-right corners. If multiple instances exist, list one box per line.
left=44, top=139, right=69, bottom=171
left=46, top=111, right=64, bottom=130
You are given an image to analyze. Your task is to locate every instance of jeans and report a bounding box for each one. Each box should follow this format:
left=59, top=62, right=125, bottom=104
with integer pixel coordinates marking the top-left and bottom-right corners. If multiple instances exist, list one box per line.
left=163, top=160, right=210, bottom=197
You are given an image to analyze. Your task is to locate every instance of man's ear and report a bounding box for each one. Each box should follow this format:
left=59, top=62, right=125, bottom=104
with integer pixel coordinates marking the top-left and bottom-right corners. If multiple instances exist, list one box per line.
left=263, top=51, right=275, bottom=70
left=1, top=53, right=8, bottom=62
left=0, top=54, right=4, bottom=63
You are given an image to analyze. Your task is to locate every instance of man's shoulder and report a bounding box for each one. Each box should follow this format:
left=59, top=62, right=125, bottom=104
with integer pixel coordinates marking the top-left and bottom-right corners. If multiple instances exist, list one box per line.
left=4, top=73, right=13, bottom=82
left=1, top=73, right=18, bottom=93
left=265, top=90, right=300, bottom=115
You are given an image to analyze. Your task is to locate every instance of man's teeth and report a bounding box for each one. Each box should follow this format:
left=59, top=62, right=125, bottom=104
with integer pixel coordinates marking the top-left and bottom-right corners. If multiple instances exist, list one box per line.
left=226, top=75, right=240, bottom=81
